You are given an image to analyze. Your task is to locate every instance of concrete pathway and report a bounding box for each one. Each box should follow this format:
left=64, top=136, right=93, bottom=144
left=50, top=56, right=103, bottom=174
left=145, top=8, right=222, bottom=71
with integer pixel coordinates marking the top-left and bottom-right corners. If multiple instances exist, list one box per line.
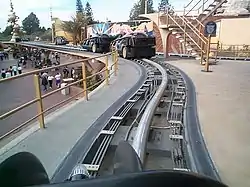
left=168, top=59, right=250, bottom=187
left=0, top=58, right=142, bottom=178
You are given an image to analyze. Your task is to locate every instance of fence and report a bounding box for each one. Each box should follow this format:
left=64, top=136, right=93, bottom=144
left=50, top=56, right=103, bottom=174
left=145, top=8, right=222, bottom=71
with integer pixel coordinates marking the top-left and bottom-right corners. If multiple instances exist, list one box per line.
left=209, top=43, right=250, bottom=58
left=0, top=47, right=118, bottom=140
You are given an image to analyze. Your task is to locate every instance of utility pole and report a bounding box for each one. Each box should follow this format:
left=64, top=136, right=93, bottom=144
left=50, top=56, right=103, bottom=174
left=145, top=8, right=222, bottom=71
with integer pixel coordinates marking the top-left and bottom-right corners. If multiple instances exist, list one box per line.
left=145, top=0, right=148, bottom=14
left=50, top=6, right=54, bottom=43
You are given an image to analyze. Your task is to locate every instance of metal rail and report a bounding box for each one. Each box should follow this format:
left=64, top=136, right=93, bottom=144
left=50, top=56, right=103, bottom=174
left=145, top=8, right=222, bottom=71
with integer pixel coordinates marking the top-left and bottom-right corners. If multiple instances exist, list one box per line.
left=158, top=61, right=221, bottom=180
left=77, top=61, right=159, bottom=177
left=143, top=60, right=189, bottom=171
left=132, top=59, right=168, bottom=164
left=166, top=66, right=188, bottom=170
left=0, top=42, right=118, bottom=140
left=124, top=60, right=159, bottom=141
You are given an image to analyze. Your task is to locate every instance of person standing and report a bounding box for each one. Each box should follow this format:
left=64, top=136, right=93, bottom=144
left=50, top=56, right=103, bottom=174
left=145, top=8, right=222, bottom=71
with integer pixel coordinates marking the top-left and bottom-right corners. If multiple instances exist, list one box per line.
left=17, top=64, right=22, bottom=74
left=55, top=52, right=60, bottom=64
left=55, top=72, right=61, bottom=88
left=12, top=65, right=17, bottom=76
left=63, top=67, right=69, bottom=78
left=48, top=74, right=54, bottom=89
left=41, top=76, right=48, bottom=91
left=5, top=68, right=11, bottom=78
left=41, top=72, right=48, bottom=78
left=9, top=66, right=13, bottom=76
left=71, top=67, right=75, bottom=79
left=1, top=69, right=6, bottom=79
left=0, top=53, right=3, bottom=61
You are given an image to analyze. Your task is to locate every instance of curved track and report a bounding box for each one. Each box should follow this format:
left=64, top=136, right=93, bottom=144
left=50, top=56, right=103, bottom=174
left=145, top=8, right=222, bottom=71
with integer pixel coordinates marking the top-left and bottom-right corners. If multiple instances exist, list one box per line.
left=9, top=42, right=221, bottom=182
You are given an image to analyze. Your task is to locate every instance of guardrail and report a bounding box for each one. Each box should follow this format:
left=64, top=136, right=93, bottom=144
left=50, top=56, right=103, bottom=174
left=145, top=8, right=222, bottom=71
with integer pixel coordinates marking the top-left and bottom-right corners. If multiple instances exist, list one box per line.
left=0, top=44, right=119, bottom=140
left=4, top=41, right=87, bottom=52
left=132, top=59, right=168, bottom=163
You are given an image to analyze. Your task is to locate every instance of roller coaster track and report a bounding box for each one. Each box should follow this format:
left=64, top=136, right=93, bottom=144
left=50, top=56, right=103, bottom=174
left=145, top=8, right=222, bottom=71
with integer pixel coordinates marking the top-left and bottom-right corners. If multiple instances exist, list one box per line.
left=10, top=42, right=221, bottom=182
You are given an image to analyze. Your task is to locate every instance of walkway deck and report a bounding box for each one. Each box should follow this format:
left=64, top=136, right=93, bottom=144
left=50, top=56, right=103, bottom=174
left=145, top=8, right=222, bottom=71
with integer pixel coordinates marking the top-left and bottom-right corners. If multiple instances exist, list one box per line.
left=0, top=58, right=144, bottom=178
left=168, top=59, right=250, bottom=187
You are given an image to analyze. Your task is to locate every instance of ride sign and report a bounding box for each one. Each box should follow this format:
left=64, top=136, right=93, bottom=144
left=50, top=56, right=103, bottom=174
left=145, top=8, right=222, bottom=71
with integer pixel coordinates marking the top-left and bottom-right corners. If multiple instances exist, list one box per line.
left=204, top=21, right=217, bottom=37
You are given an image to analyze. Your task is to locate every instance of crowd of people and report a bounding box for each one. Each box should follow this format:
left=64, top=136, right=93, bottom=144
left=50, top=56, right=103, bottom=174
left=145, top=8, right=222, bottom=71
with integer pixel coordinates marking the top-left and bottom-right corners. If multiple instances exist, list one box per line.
left=0, top=47, right=62, bottom=79
left=1, top=47, right=80, bottom=93
left=39, top=66, right=76, bottom=91
left=1, top=64, right=22, bottom=78
left=0, top=52, right=9, bottom=61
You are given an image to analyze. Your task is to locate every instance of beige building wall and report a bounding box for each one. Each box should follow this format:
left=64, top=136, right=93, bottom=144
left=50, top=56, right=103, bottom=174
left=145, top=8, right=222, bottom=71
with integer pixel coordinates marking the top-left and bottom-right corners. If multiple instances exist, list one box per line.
left=140, top=13, right=170, bottom=54
left=53, top=18, right=73, bottom=41
left=213, top=18, right=250, bottom=48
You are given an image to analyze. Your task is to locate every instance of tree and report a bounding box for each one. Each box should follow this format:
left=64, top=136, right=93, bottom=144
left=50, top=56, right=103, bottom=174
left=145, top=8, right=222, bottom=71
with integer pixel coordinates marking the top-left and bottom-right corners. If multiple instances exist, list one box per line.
left=76, top=0, right=83, bottom=13
left=22, top=12, right=40, bottom=34
left=40, top=29, right=52, bottom=41
left=85, top=2, right=94, bottom=25
left=158, top=0, right=173, bottom=13
left=61, top=13, right=87, bottom=44
left=40, top=26, right=46, bottom=32
left=129, top=0, right=155, bottom=20
left=2, top=25, right=13, bottom=36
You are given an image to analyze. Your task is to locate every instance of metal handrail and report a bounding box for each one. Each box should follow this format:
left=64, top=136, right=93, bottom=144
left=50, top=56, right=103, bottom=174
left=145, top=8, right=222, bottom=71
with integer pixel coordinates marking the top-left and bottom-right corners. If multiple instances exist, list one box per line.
left=181, top=16, right=207, bottom=42
left=172, top=15, right=207, bottom=44
left=197, top=0, right=209, bottom=14
left=0, top=51, right=113, bottom=84
left=186, top=0, right=209, bottom=16
left=168, top=14, right=205, bottom=51
left=185, top=0, right=203, bottom=15
left=172, top=12, right=207, bottom=44
left=184, top=0, right=194, bottom=15
left=0, top=45, right=119, bottom=140
left=185, top=0, right=195, bottom=8
left=132, top=59, right=168, bottom=163
left=194, top=17, right=205, bottom=27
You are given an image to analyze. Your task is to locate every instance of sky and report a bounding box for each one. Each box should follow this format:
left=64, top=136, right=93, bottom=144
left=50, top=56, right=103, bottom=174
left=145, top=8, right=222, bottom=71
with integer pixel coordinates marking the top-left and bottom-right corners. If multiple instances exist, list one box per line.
left=0, top=0, right=187, bottom=32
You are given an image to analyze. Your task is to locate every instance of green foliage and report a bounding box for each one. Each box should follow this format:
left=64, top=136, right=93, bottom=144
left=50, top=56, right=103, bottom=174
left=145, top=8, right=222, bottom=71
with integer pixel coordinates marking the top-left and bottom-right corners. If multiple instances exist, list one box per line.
left=76, top=0, right=84, bottom=13
left=2, top=25, right=13, bottom=36
left=158, top=0, right=173, bottom=12
left=39, top=29, right=52, bottom=41
left=85, top=2, right=94, bottom=25
left=0, top=34, right=11, bottom=41
left=61, top=13, right=87, bottom=44
left=22, top=12, right=40, bottom=34
left=77, top=66, right=103, bottom=91
left=129, top=0, right=155, bottom=21
left=40, top=26, right=46, bottom=32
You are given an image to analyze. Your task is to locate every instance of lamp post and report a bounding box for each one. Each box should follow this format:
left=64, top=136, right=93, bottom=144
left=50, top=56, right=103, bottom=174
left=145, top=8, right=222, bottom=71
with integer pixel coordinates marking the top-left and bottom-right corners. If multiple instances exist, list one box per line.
left=145, top=0, right=148, bottom=14
left=50, top=6, right=55, bottom=43
left=8, top=0, right=21, bottom=42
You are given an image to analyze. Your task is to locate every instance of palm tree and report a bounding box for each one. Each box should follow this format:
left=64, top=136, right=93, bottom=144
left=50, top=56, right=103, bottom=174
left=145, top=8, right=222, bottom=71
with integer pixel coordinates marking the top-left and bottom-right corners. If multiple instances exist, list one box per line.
left=61, top=13, right=87, bottom=45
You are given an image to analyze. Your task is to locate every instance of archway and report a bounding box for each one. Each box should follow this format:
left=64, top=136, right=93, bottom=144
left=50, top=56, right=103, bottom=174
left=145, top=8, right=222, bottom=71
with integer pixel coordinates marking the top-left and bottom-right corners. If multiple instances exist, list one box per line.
left=166, top=33, right=183, bottom=55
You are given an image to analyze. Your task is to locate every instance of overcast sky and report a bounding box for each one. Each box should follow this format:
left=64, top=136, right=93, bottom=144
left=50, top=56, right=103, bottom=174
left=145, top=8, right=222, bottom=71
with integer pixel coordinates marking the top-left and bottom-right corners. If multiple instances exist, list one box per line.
left=0, top=0, right=189, bottom=31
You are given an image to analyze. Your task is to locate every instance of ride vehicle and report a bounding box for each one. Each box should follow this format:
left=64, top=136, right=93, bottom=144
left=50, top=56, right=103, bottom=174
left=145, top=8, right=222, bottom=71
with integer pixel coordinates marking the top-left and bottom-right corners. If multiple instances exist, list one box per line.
left=82, top=34, right=112, bottom=53
left=21, top=38, right=30, bottom=42
left=55, top=36, right=69, bottom=45
left=0, top=141, right=227, bottom=187
left=34, top=36, right=41, bottom=41
left=110, top=32, right=156, bottom=59
left=15, top=37, right=22, bottom=42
